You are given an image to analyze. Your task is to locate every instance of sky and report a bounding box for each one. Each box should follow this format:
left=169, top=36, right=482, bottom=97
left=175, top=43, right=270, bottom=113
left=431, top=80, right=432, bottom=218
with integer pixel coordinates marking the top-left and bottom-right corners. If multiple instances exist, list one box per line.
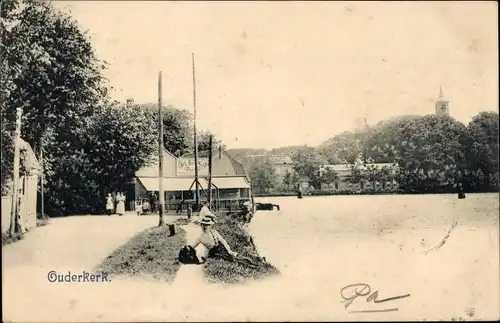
left=54, top=1, right=498, bottom=150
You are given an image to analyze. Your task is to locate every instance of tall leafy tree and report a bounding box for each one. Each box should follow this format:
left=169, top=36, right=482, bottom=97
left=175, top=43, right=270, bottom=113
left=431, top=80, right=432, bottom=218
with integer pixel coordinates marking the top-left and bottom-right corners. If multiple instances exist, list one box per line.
left=291, top=146, right=326, bottom=189
left=464, top=111, right=499, bottom=191
left=135, top=103, right=193, bottom=157
left=391, top=115, right=468, bottom=192
left=318, top=131, right=362, bottom=164
left=248, top=161, right=278, bottom=194
left=195, top=130, right=226, bottom=156
left=1, top=0, right=108, bottom=213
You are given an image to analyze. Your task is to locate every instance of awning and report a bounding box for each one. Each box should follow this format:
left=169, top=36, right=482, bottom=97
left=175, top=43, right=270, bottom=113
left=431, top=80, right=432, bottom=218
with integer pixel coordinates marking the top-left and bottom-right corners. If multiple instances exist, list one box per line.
left=137, top=177, right=208, bottom=192
left=211, top=177, right=250, bottom=189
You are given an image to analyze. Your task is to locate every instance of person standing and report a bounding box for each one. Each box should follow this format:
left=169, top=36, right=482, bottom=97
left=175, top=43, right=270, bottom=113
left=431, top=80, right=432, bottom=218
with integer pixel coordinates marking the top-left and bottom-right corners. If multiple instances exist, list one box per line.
left=105, top=193, right=114, bottom=215
left=199, top=200, right=215, bottom=221
left=149, top=192, right=157, bottom=214
left=187, top=204, right=193, bottom=220
left=116, top=192, right=125, bottom=216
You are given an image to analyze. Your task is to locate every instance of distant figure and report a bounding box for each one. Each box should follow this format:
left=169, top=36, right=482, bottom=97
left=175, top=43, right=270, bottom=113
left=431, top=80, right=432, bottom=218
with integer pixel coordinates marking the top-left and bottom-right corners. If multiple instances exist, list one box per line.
left=116, top=192, right=125, bottom=216
left=105, top=193, right=114, bottom=215
left=458, top=183, right=466, bottom=199
left=177, top=199, right=185, bottom=214
left=241, top=201, right=254, bottom=223
left=187, top=204, right=193, bottom=220
left=136, top=199, right=143, bottom=215
left=149, top=193, right=157, bottom=213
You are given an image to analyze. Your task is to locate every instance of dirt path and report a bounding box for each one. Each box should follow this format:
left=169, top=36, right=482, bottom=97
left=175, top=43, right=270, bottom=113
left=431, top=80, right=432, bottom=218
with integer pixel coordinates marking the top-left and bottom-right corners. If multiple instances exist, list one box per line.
left=2, top=215, right=170, bottom=322
left=172, top=223, right=206, bottom=286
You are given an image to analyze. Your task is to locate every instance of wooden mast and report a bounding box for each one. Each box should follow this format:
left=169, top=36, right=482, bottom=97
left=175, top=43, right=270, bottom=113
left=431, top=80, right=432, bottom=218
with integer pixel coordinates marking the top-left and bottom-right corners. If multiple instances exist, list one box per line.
left=192, top=53, right=200, bottom=209
left=158, top=71, right=165, bottom=226
left=207, top=134, right=213, bottom=209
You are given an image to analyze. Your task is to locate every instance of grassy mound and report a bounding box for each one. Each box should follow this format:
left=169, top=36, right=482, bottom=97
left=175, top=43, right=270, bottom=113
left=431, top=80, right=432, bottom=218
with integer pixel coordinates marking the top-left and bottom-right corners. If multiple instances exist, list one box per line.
left=203, top=213, right=280, bottom=284
left=95, top=225, right=186, bottom=282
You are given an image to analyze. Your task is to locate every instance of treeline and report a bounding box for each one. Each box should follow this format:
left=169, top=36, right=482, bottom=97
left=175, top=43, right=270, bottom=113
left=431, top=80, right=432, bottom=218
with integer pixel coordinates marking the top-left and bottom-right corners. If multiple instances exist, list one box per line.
left=0, top=0, right=217, bottom=216
left=319, top=113, right=499, bottom=193
left=248, top=113, right=499, bottom=194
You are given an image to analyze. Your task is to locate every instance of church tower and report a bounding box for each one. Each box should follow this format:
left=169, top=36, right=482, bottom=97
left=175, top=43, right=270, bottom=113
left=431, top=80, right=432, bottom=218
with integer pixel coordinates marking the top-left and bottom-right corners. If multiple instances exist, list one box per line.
left=435, top=86, right=450, bottom=116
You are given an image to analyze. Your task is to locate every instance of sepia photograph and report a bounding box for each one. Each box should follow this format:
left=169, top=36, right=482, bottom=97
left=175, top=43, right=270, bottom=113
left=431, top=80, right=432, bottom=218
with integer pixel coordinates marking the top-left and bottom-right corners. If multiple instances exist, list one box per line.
left=1, top=1, right=499, bottom=322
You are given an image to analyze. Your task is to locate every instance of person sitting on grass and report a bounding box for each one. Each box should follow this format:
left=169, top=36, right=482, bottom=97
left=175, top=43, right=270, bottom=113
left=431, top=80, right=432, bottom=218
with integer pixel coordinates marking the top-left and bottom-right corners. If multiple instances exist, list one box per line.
left=192, top=201, right=217, bottom=224
left=189, top=217, right=259, bottom=268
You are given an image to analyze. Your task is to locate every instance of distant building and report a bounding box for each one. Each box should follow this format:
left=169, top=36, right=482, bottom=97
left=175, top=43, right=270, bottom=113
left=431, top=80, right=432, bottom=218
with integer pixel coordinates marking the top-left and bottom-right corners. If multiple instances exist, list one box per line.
left=1, top=139, right=41, bottom=234
left=435, top=86, right=450, bottom=117
left=297, top=175, right=311, bottom=192
left=267, top=156, right=294, bottom=181
left=234, top=154, right=294, bottom=183
left=319, top=163, right=400, bottom=192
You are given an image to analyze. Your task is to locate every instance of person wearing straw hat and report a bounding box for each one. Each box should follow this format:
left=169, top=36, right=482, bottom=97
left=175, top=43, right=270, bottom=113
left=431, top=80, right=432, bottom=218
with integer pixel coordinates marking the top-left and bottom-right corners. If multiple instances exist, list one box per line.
left=189, top=217, right=261, bottom=267
left=241, top=200, right=253, bottom=223
left=190, top=217, right=236, bottom=262
left=199, top=200, right=216, bottom=220
left=191, top=200, right=217, bottom=225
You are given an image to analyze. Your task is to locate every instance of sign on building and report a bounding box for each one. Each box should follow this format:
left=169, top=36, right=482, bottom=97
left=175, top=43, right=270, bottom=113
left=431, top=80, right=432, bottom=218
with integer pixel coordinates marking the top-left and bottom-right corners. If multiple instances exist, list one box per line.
left=176, top=157, right=209, bottom=176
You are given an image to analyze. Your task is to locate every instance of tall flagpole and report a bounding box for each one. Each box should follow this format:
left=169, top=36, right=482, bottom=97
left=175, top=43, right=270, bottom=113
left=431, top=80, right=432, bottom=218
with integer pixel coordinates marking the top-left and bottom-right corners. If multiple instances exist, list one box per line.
left=208, top=134, right=213, bottom=209
left=158, top=71, right=165, bottom=226
left=192, top=53, right=200, bottom=209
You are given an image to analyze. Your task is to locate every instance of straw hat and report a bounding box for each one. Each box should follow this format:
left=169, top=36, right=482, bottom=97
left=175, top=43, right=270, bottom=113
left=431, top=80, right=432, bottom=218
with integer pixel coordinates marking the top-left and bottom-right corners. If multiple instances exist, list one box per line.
left=202, top=213, right=217, bottom=223
left=200, top=217, right=215, bottom=226
left=243, top=201, right=251, bottom=206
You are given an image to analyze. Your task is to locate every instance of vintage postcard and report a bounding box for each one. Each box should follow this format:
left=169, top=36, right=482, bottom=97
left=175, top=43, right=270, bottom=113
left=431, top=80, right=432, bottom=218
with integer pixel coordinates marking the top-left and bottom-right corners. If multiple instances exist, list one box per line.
left=1, top=1, right=499, bottom=322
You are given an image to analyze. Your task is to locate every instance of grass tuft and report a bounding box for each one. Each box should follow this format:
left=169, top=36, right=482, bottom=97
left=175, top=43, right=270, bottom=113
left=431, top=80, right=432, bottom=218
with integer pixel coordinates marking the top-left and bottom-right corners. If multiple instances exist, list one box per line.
left=94, top=225, right=187, bottom=283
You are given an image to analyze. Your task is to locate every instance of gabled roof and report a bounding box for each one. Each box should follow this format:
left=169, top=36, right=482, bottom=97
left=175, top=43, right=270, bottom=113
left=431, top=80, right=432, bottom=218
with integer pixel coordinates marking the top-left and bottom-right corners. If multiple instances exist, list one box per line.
left=135, top=149, right=249, bottom=178
left=224, top=151, right=248, bottom=176
left=19, top=139, right=41, bottom=173
left=268, top=156, right=293, bottom=164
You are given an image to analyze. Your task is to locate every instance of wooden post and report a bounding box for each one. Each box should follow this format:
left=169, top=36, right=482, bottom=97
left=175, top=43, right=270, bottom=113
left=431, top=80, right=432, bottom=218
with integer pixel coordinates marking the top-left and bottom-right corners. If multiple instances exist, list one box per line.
left=40, top=148, right=44, bottom=218
left=9, top=107, right=22, bottom=236
left=208, top=135, right=213, bottom=209
left=158, top=71, right=165, bottom=226
left=192, top=53, right=200, bottom=209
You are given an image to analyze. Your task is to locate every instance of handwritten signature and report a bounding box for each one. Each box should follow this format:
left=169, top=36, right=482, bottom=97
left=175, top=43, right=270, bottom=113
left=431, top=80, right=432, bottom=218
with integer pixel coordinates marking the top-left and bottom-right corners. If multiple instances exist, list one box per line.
left=340, top=283, right=410, bottom=313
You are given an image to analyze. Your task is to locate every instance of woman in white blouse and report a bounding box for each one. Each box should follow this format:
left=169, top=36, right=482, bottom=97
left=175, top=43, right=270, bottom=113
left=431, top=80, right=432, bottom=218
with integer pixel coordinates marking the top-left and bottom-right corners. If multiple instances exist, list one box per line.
left=189, top=217, right=261, bottom=268
left=190, top=217, right=238, bottom=262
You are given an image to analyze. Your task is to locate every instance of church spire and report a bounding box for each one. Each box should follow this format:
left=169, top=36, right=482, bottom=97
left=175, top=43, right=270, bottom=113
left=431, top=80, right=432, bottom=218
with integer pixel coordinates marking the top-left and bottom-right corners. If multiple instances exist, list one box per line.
left=435, top=85, right=450, bottom=116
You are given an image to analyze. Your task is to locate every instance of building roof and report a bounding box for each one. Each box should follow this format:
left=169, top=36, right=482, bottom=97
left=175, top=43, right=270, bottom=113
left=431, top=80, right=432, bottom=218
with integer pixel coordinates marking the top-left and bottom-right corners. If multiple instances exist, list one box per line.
left=2, top=139, right=41, bottom=196
left=135, top=149, right=249, bottom=178
left=19, top=139, right=41, bottom=174
left=320, top=163, right=399, bottom=172
left=268, top=156, right=293, bottom=164
left=224, top=151, right=248, bottom=176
